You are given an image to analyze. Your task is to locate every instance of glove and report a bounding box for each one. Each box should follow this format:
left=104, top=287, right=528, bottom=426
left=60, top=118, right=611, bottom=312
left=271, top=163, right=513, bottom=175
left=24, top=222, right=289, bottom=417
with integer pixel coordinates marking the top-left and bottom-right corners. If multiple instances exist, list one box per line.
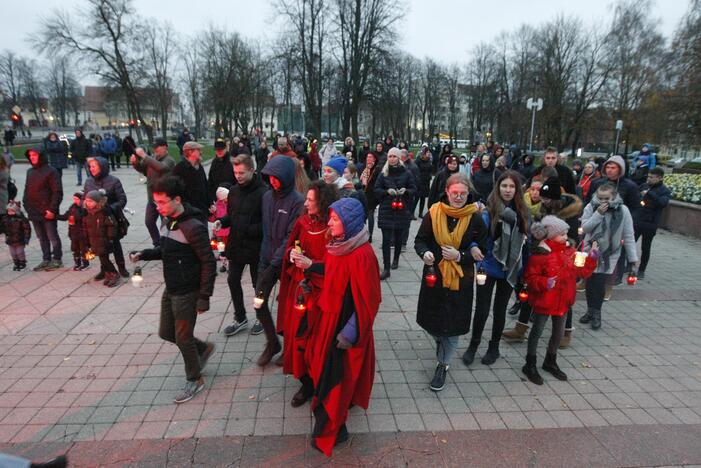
left=423, top=251, right=435, bottom=265
left=387, top=188, right=397, bottom=196
left=397, top=188, right=406, bottom=195
left=196, top=296, right=210, bottom=313
left=589, top=248, right=600, bottom=260
left=546, top=277, right=557, bottom=290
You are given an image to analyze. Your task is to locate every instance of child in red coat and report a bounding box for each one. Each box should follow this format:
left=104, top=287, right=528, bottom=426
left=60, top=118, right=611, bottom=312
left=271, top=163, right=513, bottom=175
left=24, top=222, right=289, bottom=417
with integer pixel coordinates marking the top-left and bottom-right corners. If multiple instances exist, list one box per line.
left=522, top=215, right=597, bottom=385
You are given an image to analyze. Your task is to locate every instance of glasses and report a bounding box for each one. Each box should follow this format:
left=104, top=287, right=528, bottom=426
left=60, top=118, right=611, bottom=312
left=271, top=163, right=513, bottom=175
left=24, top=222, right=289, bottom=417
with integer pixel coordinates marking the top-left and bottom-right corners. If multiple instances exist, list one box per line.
left=448, top=192, right=468, bottom=199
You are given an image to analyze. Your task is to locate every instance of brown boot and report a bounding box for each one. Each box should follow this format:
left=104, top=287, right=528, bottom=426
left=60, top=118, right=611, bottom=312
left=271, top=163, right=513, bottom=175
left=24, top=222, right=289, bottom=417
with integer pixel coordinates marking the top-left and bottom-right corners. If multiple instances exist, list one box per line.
left=559, top=328, right=573, bottom=349
left=256, top=312, right=281, bottom=367
left=502, top=321, right=529, bottom=342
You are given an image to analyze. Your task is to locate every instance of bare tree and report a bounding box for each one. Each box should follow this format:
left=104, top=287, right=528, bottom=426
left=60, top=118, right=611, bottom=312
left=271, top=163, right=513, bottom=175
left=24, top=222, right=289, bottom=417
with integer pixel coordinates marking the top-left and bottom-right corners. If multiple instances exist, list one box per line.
left=444, top=65, right=461, bottom=144
left=144, top=22, right=176, bottom=138
left=46, top=56, right=82, bottom=127
left=0, top=51, right=24, bottom=107
left=181, top=44, right=205, bottom=138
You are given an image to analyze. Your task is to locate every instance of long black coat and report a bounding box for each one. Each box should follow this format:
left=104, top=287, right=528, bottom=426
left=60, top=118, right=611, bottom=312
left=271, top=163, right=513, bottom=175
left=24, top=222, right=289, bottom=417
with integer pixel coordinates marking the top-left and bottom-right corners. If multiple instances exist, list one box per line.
left=207, top=154, right=235, bottom=202
left=414, top=201, right=488, bottom=337
left=219, top=176, right=268, bottom=264
left=22, top=151, right=63, bottom=222
left=416, top=156, right=433, bottom=198
left=172, top=160, right=209, bottom=218
left=374, top=164, right=416, bottom=231
left=428, top=167, right=458, bottom=206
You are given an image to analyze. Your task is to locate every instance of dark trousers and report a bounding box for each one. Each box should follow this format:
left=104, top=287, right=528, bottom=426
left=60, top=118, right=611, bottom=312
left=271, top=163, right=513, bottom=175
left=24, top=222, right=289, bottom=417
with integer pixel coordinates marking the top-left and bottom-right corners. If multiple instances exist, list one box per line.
left=9, top=244, right=26, bottom=261
left=254, top=262, right=282, bottom=323
left=106, top=152, right=119, bottom=170
left=635, top=229, right=655, bottom=272
left=227, top=261, right=259, bottom=323
left=585, top=272, right=609, bottom=312
left=517, top=296, right=573, bottom=329
left=145, top=200, right=161, bottom=247
left=71, top=239, right=88, bottom=265
left=159, top=290, right=208, bottom=381
left=418, top=196, right=428, bottom=216
left=381, top=228, right=405, bottom=269
left=367, top=207, right=376, bottom=239
left=527, top=313, right=566, bottom=356
left=112, top=238, right=126, bottom=268
left=32, top=219, right=62, bottom=262
left=98, top=254, right=117, bottom=273
left=471, top=276, right=512, bottom=346
left=76, top=162, right=89, bottom=186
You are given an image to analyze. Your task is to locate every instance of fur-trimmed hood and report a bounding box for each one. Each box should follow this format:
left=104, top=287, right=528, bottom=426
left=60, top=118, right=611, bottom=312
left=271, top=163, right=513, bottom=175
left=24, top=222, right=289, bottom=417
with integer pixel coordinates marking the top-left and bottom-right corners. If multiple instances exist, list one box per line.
left=556, top=193, right=583, bottom=220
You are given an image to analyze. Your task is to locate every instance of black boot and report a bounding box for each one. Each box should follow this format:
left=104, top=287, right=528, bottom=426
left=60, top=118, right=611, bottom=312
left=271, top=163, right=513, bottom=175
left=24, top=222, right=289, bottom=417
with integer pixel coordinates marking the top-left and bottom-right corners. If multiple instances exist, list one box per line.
left=291, top=374, right=314, bottom=407
left=30, top=455, right=67, bottom=468
left=522, top=354, right=543, bottom=385
left=542, top=352, right=567, bottom=381
left=591, top=309, right=601, bottom=330
left=508, top=301, right=521, bottom=316
left=13, top=260, right=20, bottom=271
left=429, top=363, right=448, bottom=392
left=462, top=341, right=479, bottom=366
left=380, top=269, right=391, bottom=280
left=391, top=259, right=399, bottom=270
left=579, top=309, right=593, bottom=324
left=18, top=260, right=27, bottom=270
left=481, top=340, right=500, bottom=365
left=81, top=259, right=90, bottom=270
left=73, top=256, right=82, bottom=271
left=117, top=263, right=130, bottom=278
left=256, top=311, right=281, bottom=366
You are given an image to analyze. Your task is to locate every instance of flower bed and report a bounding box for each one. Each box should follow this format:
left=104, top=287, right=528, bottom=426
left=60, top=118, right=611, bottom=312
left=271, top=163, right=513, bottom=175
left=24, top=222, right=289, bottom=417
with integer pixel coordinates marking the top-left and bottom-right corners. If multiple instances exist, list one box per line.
left=664, top=174, right=701, bottom=205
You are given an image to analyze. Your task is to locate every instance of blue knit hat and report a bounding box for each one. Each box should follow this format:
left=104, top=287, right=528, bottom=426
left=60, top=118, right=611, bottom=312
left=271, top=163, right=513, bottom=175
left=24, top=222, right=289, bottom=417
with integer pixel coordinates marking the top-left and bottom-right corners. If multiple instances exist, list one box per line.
left=324, top=156, right=347, bottom=176
left=330, top=197, right=365, bottom=240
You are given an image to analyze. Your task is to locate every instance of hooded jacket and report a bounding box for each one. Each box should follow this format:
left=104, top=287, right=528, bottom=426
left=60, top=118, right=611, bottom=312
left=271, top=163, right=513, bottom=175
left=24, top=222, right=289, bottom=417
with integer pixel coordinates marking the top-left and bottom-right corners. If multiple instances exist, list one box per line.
left=70, top=133, right=92, bottom=164
left=22, top=149, right=63, bottom=221
left=471, top=154, right=502, bottom=202
left=83, top=157, right=127, bottom=214
left=218, top=174, right=268, bottom=264
left=587, top=155, right=641, bottom=217
left=44, top=133, right=68, bottom=170
left=207, top=153, right=235, bottom=202
left=260, top=156, right=304, bottom=267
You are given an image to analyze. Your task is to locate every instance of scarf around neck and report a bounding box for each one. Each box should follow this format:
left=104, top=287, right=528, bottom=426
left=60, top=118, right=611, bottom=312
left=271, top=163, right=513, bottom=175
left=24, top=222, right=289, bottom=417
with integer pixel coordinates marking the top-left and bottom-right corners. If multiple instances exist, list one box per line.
left=429, top=201, right=478, bottom=290
left=327, top=225, right=370, bottom=257
left=492, top=206, right=526, bottom=288
left=589, top=193, right=624, bottom=271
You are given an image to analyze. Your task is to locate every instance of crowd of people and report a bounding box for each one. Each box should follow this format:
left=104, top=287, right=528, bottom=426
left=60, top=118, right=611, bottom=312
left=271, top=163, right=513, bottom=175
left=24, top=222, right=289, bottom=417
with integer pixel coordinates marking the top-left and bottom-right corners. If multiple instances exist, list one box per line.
left=0, top=129, right=671, bottom=455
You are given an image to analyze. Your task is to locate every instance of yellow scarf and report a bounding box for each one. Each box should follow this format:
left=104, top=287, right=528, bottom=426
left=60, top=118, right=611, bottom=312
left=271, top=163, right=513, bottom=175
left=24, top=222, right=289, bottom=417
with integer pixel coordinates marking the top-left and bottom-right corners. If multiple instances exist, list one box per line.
left=429, top=201, right=478, bottom=290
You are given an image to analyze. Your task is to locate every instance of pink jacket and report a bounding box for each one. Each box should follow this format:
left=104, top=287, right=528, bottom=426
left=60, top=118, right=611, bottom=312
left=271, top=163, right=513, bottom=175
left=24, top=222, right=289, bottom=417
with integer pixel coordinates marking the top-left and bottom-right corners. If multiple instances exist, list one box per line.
left=209, top=199, right=230, bottom=238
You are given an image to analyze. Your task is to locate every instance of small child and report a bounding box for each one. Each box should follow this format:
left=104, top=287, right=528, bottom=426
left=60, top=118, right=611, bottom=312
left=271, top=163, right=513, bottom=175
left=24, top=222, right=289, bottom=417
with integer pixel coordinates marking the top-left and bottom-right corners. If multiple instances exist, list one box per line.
left=3, top=201, right=31, bottom=271
left=522, top=215, right=597, bottom=385
left=83, top=189, right=120, bottom=287
left=209, top=185, right=230, bottom=273
left=57, top=191, right=89, bottom=270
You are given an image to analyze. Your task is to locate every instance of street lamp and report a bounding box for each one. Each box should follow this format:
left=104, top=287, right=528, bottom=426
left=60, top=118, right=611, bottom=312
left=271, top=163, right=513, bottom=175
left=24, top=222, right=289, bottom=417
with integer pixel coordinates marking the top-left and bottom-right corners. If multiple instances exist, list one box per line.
left=613, top=120, right=623, bottom=155
left=526, top=98, right=543, bottom=152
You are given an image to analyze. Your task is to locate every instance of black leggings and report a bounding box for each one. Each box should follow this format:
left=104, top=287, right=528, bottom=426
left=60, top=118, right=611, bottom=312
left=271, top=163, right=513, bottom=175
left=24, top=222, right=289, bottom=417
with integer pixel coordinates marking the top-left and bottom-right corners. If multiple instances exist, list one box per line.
left=635, top=229, right=655, bottom=272
left=585, top=272, right=609, bottom=312
left=471, top=276, right=512, bottom=346
left=527, top=314, right=565, bottom=356
left=418, top=196, right=428, bottom=216
left=367, top=207, right=376, bottom=239
left=517, top=298, right=573, bottom=329
left=381, top=228, right=405, bottom=269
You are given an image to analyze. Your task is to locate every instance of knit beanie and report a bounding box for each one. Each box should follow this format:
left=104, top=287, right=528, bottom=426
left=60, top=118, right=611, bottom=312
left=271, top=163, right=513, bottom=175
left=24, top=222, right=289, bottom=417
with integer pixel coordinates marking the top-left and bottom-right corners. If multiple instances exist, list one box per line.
left=329, top=197, right=365, bottom=240
left=216, top=186, right=229, bottom=201
left=73, top=191, right=84, bottom=199
left=86, top=189, right=104, bottom=203
left=540, top=215, right=569, bottom=239
left=325, top=156, right=347, bottom=176
left=539, top=177, right=562, bottom=200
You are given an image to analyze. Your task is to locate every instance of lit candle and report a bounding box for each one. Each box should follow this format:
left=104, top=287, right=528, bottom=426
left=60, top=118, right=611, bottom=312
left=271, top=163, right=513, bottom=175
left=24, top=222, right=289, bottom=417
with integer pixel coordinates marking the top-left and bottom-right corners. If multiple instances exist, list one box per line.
left=131, top=266, right=143, bottom=287
left=577, top=226, right=584, bottom=236
left=574, top=251, right=587, bottom=267
left=627, top=273, right=638, bottom=286
left=476, top=266, right=487, bottom=286
left=253, top=290, right=265, bottom=309
left=217, top=241, right=225, bottom=253
left=425, top=266, right=437, bottom=288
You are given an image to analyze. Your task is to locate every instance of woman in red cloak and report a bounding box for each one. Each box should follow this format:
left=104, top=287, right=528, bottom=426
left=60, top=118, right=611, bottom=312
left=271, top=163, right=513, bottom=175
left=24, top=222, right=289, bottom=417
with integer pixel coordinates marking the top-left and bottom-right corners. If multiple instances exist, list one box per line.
left=278, top=180, right=339, bottom=407
left=307, top=197, right=381, bottom=456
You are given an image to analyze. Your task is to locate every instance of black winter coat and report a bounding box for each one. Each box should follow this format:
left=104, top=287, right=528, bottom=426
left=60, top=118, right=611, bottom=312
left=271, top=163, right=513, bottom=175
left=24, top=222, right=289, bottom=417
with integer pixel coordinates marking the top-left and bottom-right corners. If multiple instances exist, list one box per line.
left=70, top=135, right=92, bottom=164
left=57, top=204, right=87, bottom=243
left=83, top=157, right=127, bottom=215
left=219, top=176, right=268, bottom=264
left=44, top=134, right=68, bottom=170
left=634, top=182, right=671, bottom=231
left=3, top=213, right=31, bottom=246
left=429, top=167, right=459, bottom=206
left=532, top=164, right=576, bottom=195
left=207, top=154, right=235, bottom=202
left=374, top=164, right=416, bottom=231
left=416, top=156, right=433, bottom=198
left=83, top=207, right=117, bottom=256
left=471, top=167, right=501, bottom=202
left=414, top=200, right=488, bottom=336
left=23, top=151, right=63, bottom=221
left=140, top=204, right=217, bottom=298
left=172, top=160, right=209, bottom=219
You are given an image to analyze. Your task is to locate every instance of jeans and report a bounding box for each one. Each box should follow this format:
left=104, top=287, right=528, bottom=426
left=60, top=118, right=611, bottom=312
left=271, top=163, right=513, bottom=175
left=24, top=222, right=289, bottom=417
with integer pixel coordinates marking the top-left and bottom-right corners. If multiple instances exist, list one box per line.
left=585, top=272, right=609, bottom=312
left=635, top=229, right=656, bottom=272
left=228, top=261, right=259, bottom=322
left=527, top=313, right=566, bottom=356
left=106, top=152, right=118, bottom=170
left=76, top=161, right=89, bottom=185
left=145, top=200, right=161, bottom=247
left=159, top=290, right=208, bottom=381
left=432, top=334, right=459, bottom=365
left=381, top=228, right=405, bottom=269
left=471, top=276, right=512, bottom=346
left=9, top=244, right=26, bottom=261
left=32, top=219, right=62, bottom=261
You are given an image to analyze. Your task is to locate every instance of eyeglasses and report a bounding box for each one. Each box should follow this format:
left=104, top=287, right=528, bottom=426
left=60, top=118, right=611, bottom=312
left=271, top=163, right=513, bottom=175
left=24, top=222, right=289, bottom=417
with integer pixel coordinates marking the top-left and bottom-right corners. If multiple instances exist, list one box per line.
left=448, top=192, right=468, bottom=199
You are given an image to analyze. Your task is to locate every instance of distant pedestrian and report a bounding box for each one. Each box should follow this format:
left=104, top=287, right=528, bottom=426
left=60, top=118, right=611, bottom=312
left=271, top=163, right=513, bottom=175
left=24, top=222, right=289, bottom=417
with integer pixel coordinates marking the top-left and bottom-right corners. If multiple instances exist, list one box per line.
left=633, top=167, right=670, bottom=279
left=57, top=191, right=89, bottom=271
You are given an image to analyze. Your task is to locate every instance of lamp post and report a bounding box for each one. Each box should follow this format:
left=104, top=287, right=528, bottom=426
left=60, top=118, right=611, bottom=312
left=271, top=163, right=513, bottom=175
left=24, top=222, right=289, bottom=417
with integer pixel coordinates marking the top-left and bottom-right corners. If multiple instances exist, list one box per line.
left=613, top=120, right=623, bottom=155
left=526, top=98, right=543, bottom=152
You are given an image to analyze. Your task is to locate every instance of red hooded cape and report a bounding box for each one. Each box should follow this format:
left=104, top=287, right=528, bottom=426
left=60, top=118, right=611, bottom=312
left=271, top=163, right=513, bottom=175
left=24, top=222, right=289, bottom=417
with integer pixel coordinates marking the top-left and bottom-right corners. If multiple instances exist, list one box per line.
left=277, top=214, right=328, bottom=378
left=307, top=241, right=381, bottom=456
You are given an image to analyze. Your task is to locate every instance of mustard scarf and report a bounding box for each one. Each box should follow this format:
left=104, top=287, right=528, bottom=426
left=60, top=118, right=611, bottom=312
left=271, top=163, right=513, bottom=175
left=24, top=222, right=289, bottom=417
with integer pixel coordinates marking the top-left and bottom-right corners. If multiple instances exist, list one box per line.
left=429, top=201, right=478, bottom=290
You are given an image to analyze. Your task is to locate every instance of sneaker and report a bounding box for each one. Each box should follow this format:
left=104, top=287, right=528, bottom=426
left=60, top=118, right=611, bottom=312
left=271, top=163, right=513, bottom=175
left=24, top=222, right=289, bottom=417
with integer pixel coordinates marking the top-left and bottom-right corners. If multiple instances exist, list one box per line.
left=33, top=261, right=51, bottom=272
left=199, top=342, right=216, bottom=372
left=45, top=260, right=63, bottom=271
left=224, top=319, right=249, bottom=337
left=173, top=378, right=204, bottom=404
left=429, top=364, right=448, bottom=392
left=250, top=320, right=264, bottom=335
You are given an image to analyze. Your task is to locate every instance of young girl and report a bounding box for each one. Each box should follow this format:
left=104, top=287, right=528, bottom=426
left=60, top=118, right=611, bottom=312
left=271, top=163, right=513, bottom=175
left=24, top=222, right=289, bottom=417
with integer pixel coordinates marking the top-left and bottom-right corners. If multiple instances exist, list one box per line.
left=58, top=191, right=89, bottom=270
left=209, top=185, right=230, bottom=273
left=83, top=189, right=120, bottom=287
left=3, top=201, right=31, bottom=271
left=522, top=216, right=597, bottom=384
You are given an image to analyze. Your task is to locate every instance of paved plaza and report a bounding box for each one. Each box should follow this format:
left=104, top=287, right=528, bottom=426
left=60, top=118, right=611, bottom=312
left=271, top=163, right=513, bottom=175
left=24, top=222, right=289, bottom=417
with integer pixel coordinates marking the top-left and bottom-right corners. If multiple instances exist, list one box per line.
left=2, top=162, right=701, bottom=466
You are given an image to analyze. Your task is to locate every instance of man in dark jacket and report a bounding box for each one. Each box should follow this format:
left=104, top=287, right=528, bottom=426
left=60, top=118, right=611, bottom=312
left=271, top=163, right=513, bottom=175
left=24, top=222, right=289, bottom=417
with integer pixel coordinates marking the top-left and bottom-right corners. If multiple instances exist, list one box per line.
left=633, top=167, right=670, bottom=279
left=85, top=156, right=129, bottom=277
left=44, top=132, right=68, bottom=178
left=587, top=155, right=640, bottom=216
left=531, top=147, right=576, bottom=195
left=207, top=138, right=235, bottom=202
left=133, top=176, right=216, bottom=404
left=255, top=155, right=304, bottom=367
left=214, top=154, right=268, bottom=337
left=131, top=138, right=176, bottom=246
left=172, top=141, right=209, bottom=224
left=23, top=148, right=63, bottom=271
left=177, top=128, right=194, bottom=155
left=70, top=129, right=92, bottom=186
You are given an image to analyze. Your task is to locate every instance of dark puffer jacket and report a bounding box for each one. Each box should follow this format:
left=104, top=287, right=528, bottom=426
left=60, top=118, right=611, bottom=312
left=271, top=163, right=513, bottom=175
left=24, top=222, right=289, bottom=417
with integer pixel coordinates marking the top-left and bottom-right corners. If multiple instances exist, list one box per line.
left=69, top=133, right=92, bottom=164
left=416, top=155, right=433, bottom=198
left=471, top=154, right=501, bottom=202
left=57, top=203, right=88, bottom=243
left=22, top=150, right=63, bottom=221
left=172, top=159, right=209, bottom=217
left=374, top=164, right=416, bottom=231
left=83, top=157, right=127, bottom=214
left=219, top=175, right=268, bottom=264
left=207, top=154, right=235, bottom=202
left=140, top=204, right=217, bottom=298
left=83, top=205, right=117, bottom=256
left=635, top=181, right=671, bottom=231
left=3, top=213, right=31, bottom=246
left=44, top=133, right=68, bottom=170
left=428, top=167, right=459, bottom=206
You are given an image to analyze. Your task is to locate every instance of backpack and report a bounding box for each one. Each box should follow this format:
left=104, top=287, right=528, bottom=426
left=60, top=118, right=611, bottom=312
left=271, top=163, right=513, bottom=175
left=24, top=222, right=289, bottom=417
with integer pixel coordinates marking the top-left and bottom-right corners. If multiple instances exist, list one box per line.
left=114, top=208, right=130, bottom=239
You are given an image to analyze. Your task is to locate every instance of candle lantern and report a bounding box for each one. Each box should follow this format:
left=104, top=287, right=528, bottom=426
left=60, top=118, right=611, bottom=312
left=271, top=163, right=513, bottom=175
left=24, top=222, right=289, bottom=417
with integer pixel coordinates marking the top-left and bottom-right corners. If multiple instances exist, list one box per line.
left=518, top=284, right=529, bottom=302
left=294, top=294, right=306, bottom=312
left=68, top=215, right=76, bottom=226
left=397, top=200, right=404, bottom=210
left=391, top=200, right=399, bottom=209
left=253, top=290, right=265, bottom=309
left=85, top=249, right=96, bottom=261
left=627, top=271, right=638, bottom=286
left=476, top=266, right=487, bottom=285
left=131, top=266, right=143, bottom=287
left=574, top=251, right=587, bottom=268
left=210, top=238, right=219, bottom=250
left=425, top=266, right=437, bottom=288
left=217, top=241, right=226, bottom=253
left=577, top=226, right=584, bottom=236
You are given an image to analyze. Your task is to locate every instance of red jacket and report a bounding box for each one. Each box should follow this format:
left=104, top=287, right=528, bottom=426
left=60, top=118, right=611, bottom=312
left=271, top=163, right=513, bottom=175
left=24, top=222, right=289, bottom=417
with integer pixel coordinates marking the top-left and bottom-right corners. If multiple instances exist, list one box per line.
left=524, top=239, right=596, bottom=316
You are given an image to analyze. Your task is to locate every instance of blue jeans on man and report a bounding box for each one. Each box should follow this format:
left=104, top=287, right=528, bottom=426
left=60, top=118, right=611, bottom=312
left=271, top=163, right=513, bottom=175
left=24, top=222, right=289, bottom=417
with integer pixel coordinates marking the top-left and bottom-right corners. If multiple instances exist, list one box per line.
left=32, top=219, right=62, bottom=262
left=76, top=161, right=89, bottom=186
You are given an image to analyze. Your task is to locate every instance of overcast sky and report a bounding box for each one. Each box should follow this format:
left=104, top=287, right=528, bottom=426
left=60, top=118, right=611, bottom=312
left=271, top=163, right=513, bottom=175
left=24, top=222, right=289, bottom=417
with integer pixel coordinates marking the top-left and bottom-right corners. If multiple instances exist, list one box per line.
left=1, top=0, right=689, bottom=85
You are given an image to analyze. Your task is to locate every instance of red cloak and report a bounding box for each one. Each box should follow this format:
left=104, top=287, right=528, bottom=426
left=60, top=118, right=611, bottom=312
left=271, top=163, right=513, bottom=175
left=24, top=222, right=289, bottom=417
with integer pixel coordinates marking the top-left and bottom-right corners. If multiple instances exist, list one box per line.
left=308, top=242, right=381, bottom=457
left=277, top=214, right=328, bottom=378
